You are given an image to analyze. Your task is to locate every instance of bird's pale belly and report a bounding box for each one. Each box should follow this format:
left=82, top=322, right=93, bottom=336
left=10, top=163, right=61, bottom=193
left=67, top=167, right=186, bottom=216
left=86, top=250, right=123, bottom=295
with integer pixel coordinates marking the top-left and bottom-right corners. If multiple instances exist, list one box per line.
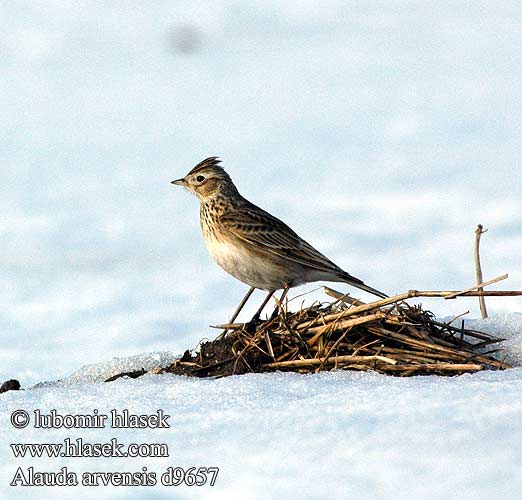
left=204, top=236, right=289, bottom=290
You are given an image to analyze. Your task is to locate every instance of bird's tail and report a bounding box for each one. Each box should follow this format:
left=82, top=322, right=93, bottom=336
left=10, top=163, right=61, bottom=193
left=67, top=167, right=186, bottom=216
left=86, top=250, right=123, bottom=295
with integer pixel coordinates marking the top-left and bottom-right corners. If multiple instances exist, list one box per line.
left=339, top=272, right=388, bottom=299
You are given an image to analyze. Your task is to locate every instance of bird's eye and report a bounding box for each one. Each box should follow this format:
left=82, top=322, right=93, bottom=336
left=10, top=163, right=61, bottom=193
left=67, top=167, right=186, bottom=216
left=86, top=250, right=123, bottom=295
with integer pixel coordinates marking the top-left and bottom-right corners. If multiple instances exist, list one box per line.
left=196, top=175, right=205, bottom=183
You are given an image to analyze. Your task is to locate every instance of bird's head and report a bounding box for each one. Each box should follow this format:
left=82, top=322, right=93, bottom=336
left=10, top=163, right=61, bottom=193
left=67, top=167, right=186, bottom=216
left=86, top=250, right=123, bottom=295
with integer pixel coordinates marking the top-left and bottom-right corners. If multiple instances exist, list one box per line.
left=171, top=157, right=237, bottom=200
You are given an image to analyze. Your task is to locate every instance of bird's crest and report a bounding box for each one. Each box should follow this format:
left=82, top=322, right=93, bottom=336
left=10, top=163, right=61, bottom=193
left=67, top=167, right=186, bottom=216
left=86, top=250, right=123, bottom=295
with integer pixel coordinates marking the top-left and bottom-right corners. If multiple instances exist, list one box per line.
left=187, top=157, right=222, bottom=176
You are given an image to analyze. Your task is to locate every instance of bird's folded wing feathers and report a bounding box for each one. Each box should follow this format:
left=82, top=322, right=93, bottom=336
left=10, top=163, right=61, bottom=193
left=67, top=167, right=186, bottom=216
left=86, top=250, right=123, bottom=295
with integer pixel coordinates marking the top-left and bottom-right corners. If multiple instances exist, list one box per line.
left=219, top=207, right=344, bottom=275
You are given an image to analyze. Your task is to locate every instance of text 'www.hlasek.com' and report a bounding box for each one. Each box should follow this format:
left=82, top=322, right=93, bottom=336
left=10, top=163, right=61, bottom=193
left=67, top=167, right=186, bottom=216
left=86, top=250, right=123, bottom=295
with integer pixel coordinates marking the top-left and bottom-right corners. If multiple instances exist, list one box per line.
left=8, top=409, right=219, bottom=488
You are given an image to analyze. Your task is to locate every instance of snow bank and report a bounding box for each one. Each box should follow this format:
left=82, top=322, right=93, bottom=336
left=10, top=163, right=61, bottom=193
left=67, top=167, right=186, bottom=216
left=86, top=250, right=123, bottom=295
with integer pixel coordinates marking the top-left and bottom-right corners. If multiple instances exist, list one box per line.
left=1, top=314, right=521, bottom=499
left=2, top=369, right=522, bottom=499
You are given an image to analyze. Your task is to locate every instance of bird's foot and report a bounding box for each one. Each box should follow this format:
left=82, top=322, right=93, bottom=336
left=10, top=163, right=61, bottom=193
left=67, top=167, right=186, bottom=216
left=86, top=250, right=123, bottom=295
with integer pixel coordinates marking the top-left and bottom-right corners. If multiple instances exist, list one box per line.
left=244, top=316, right=261, bottom=333
left=244, top=308, right=282, bottom=333
left=268, top=306, right=281, bottom=322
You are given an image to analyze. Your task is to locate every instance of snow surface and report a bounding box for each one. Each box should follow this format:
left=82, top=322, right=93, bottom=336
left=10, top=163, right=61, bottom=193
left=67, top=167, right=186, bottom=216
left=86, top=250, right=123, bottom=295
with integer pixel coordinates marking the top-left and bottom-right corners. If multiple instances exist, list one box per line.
left=1, top=1, right=522, bottom=498
left=1, top=315, right=522, bottom=499
left=2, top=351, right=522, bottom=500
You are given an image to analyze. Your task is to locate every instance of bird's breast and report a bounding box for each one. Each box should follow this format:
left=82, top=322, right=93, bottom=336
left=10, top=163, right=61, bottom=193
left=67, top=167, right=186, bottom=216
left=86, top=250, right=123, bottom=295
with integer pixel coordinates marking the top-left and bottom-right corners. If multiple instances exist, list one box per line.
left=201, top=229, right=286, bottom=290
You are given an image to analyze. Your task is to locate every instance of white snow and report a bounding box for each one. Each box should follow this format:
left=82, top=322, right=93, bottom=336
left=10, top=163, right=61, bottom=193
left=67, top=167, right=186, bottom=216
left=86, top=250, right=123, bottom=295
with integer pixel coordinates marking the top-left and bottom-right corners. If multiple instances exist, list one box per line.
left=1, top=315, right=522, bottom=499
left=2, top=351, right=522, bottom=499
left=1, top=1, right=521, bottom=498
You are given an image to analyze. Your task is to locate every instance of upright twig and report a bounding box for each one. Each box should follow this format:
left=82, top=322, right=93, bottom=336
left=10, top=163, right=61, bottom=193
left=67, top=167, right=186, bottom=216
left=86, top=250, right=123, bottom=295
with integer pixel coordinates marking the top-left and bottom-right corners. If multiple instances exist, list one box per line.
left=474, top=224, right=488, bottom=318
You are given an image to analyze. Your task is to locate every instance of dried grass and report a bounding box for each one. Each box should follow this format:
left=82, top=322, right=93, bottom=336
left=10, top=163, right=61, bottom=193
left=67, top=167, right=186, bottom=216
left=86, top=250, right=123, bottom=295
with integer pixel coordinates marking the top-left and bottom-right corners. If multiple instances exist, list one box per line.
left=157, top=286, right=519, bottom=379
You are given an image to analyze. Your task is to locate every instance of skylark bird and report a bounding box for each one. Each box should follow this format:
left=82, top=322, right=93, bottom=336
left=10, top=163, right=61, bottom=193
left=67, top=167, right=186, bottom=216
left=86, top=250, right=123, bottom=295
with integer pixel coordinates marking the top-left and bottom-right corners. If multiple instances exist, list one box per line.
left=172, top=157, right=387, bottom=323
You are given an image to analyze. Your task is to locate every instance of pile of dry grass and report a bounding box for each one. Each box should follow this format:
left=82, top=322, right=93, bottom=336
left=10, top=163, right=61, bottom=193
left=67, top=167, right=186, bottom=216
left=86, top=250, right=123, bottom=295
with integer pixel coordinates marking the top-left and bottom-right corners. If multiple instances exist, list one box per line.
left=155, top=286, right=516, bottom=379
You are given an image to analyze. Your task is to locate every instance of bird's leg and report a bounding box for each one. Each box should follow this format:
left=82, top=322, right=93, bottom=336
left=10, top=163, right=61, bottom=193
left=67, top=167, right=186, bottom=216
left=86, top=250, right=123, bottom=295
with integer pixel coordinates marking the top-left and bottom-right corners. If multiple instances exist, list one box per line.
left=220, top=286, right=256, bottom=337
left=249, top=290, right=275, bottom=324
left=269, top=286, right=290, bottom=321
left=229, top=286, right=256, bottom=324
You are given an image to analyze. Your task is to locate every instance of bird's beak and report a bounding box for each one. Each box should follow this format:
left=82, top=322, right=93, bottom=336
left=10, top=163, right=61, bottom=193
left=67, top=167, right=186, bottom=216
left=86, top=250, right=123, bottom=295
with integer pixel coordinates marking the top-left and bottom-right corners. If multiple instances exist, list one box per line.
left=171, top=178, right=187, bottom=186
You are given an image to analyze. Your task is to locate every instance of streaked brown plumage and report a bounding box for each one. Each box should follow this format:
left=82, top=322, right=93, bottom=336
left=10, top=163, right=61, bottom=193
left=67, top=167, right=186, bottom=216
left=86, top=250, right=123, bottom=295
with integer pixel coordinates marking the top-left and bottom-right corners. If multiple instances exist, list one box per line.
left=172, top=157, right=386, bottom=320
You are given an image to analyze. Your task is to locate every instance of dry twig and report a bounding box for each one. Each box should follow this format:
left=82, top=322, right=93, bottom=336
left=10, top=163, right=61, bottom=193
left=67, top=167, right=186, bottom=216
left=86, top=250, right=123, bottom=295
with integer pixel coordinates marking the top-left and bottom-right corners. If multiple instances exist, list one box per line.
left=474, top=224, right=488, bottom=318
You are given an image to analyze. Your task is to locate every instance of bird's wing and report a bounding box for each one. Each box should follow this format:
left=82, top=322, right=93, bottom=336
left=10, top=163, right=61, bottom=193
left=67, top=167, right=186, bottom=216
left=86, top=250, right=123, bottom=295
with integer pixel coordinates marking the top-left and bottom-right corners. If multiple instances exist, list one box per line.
left=219, top=204, right=344, bottom=276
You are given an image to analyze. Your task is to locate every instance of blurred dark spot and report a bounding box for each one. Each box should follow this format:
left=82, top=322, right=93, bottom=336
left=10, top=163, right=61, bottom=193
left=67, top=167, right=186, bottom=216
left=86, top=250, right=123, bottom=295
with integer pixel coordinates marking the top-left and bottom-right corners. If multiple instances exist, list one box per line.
left=0, top=379, right=21, bottom=394
left=168, top=24, right=203, bottom=55
left=104, top=369, right=146, bottom=383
